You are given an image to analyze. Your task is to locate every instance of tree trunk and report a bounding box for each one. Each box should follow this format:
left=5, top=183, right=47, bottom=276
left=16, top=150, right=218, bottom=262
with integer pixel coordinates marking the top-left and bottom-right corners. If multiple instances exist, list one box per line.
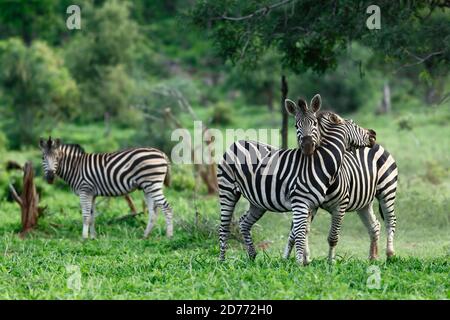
left=380, top=81, right=391, bottom=114
left=425, top=79, right=445, bottom=106
left=9, top=161, right=40, bottom=237
left=281, top=75, right=289, bottom=149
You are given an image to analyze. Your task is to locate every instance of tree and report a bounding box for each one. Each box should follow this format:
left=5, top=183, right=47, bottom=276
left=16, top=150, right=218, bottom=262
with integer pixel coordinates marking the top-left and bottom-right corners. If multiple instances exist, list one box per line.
left=191, top=1, right=449, bottom=75
left=9, top=162, right=45, bottom=237
left=64, top=0, right=138, bottom=122
left=225, top=50, right=282, bottom=111
left=0, top=38, right=79, bottom=148
left=0, top=0, right=73, bottom=46
left=190, top=1, right=450, bottom=144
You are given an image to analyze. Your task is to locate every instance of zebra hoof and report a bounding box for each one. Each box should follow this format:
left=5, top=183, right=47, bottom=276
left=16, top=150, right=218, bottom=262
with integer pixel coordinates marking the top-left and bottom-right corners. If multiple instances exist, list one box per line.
left=295, top=258, right=307, bottom=266
left=327, top=258, right=336, bottom=265
left=248, top=253, right=257, bottom=261
left=386, top=250, right=395, bottom=259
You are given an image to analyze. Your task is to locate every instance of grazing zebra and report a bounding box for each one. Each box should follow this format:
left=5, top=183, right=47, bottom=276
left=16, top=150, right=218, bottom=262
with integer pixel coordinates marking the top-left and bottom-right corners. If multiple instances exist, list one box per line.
left=217, top=95, right=377, bottom=265
left=39, top=137, right=173, bottom=239
left=283, top=99, right=398, bottom=262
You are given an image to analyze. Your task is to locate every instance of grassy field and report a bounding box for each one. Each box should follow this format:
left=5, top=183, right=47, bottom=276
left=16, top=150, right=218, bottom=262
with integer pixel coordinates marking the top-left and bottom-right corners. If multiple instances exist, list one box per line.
left=0, top=105, right=448, bottom=299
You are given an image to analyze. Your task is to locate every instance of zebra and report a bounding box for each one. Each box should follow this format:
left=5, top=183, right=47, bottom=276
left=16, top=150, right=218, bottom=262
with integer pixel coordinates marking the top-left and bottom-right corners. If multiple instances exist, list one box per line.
left=217, top=94, right=377, bottom=265
left=39, top=137, right=173, bottom=240
left=283, top=99, right=398, bottom=263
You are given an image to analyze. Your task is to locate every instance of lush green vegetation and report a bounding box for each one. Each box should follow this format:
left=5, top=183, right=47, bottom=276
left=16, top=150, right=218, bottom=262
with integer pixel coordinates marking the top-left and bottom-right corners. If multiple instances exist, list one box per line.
left=0, top=105, right=448, bottom=299
left=0, top=1, right=449, bottom=299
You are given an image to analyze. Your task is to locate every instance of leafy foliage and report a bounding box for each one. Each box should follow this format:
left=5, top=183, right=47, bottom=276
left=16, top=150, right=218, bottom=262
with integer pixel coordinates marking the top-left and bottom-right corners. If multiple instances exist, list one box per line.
left=190, top=1, right=450, bottom=76
left=64, top=0, right=138, bottom=121
left=0, top=38, right=79, bottom=148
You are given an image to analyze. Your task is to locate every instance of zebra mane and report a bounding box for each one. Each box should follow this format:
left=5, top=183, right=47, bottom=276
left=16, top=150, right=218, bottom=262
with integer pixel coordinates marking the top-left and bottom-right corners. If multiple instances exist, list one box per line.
left=63, top=143, right=86, bottom=154
left=317, top=110, right=344, bottom=124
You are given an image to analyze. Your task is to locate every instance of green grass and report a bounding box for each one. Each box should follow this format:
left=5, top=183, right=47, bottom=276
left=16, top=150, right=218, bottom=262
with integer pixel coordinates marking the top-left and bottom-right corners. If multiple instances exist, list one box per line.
left=0, top=106, right=449, bottom=299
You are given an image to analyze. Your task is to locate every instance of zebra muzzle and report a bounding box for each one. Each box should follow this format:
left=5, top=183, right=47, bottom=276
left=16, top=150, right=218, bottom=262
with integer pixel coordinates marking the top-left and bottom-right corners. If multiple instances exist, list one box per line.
left=45, top=172, right=55, bottom=184
left=301, top=136, right=315, bottom=156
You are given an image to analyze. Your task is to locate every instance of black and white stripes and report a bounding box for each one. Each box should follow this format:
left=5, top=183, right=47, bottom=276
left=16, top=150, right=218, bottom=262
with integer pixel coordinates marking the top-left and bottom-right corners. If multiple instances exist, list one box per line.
left=217, top=97, right=376, bottom=264
left=281, top=97, right=397, bottom=262
left=39, top=137, right=173, bottom=239
left=284, top=144, right=398, bottom=262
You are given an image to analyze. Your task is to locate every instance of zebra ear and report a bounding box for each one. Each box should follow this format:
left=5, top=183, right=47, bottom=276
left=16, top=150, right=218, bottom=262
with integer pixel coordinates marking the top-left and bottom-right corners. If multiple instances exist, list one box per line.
left=39, top=138, right=46, bottom=150
left=54, top=138, right=61, bottom=149
left=284, top=99, right=297, bottom=116
left=297, top=98, right=308, bottom=113
left=310, top=94, right=322, bottom=113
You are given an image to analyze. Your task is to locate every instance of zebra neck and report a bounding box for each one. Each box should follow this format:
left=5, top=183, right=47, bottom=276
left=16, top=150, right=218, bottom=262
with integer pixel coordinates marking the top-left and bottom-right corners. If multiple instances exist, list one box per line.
left=56, top=147, right=84, bottom=188
left=316, top=125, right=347, bottom=184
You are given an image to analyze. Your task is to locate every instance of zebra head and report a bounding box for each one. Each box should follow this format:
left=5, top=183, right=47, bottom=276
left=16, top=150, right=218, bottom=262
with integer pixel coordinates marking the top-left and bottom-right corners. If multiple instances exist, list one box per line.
left=319, top=112, right=377, bottom=150
left=345, top=118, right=377, bottom=149
left=285, top=94, right=322, bottom=156
left=39, top=136, right=62, bottom=184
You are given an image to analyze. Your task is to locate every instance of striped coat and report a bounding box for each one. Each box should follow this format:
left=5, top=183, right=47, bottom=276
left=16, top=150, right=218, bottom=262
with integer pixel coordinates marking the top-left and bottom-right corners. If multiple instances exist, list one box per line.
left=282, top=143, right=398, bottom=262
left=217, top=111, right=376, bottom=264
left=39, top=138, right=173, bottom=239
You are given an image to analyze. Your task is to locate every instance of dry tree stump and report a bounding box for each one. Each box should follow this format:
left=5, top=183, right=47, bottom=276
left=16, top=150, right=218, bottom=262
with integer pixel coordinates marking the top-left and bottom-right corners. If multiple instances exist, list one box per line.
left=9, top=161, right=43, bottom=237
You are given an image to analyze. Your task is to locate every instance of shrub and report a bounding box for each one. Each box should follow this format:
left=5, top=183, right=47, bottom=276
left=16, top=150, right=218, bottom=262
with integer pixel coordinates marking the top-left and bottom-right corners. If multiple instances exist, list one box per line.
left=170, top=165, right=196, bottom=192
left=209, top=102, right=234, bottom=126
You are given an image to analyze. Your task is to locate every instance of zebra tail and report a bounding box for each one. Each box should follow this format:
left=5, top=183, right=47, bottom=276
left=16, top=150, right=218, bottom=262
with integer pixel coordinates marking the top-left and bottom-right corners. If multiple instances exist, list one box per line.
left=164, top=164, right=171, bottom=187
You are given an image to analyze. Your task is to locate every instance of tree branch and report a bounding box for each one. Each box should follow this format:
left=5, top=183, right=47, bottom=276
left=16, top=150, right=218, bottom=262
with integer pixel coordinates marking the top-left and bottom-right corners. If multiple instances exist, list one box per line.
left=215, top=0, right=295, bottom=21
left=9, top=184, right=23, bottom=207
left=394, top=49, right=445, bottom=73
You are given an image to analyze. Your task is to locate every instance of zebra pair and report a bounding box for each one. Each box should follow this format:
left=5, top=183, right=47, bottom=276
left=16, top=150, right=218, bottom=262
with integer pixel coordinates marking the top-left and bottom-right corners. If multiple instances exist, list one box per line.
left=39, top=137, right=173, bottom=239
left=217, top=94, right=378, bottom=265
left=282, top=96, right=397, bottom=263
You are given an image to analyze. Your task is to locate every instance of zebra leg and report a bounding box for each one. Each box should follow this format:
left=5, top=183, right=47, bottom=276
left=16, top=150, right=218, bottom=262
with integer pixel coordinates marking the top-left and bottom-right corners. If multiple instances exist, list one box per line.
left=151, top=188, right=173, bottom=238
left=159, top=201, right=173, bottom=238
left=303, top=209, right=314, bottom=264
left=327, top=207, right=346, bottom=263
left=143, top=193, right=155, bottom=238
left=143, top=183, right=173, bottom=238
left=357, top=204, right=380, bottom=260
left=379, top=196, right=397, bottom=259
left=79, top=193, right=94, bottom=240
left=283, top=222, right=295, bottom=259
left=89, top=196, right=97, bottom=239
left=291, top=200, right=311, bottom=266
left=218, top=188, right=241, bottom=262
left=283, top=208, right=315, bottom=263
left=239, top=205, right=266, bottom=260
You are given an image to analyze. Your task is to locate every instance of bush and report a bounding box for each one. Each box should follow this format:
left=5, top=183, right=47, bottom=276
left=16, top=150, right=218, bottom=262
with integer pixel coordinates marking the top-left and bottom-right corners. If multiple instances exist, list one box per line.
left=0, top=38, right=79, bottom=148
left=170, top=165, right=196, bottom=192
left=90, top=135, right=120, bottom=153
left=209, top=102, right=234, bottom=126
